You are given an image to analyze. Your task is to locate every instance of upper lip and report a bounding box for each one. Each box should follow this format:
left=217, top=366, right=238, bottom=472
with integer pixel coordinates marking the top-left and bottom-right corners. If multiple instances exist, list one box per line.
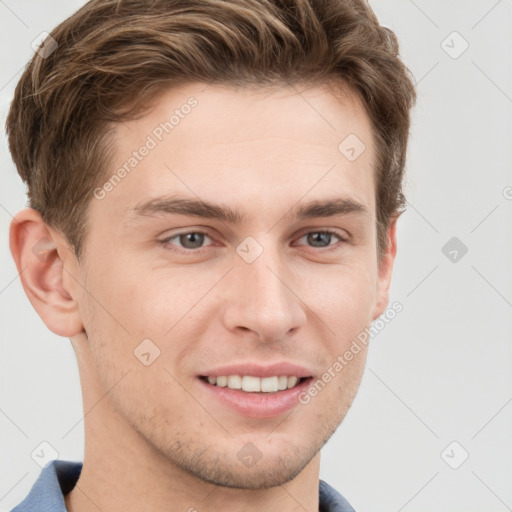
left=198, top=362, right=313, bottom=378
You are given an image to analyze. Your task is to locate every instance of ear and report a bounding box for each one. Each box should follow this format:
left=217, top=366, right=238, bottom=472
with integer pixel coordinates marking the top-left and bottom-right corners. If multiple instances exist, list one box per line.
left=372, top=216, right=399, bottom=321
left=9, top=208, right=84, bottom=337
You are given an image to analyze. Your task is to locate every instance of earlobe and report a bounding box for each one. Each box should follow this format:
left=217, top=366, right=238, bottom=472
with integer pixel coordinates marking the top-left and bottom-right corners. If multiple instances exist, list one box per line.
left=372, top=216, right=399, bottom=321
left=9, top=208, right=84, bottom=337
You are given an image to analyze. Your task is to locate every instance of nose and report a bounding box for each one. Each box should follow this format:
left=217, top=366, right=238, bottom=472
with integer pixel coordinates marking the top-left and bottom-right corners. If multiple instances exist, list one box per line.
left=221, top=246, right=307, bottom=343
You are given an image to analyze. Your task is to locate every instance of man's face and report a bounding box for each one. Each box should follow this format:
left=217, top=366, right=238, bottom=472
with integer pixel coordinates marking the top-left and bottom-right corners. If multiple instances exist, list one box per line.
left=70, top=82, right=392, bottom=488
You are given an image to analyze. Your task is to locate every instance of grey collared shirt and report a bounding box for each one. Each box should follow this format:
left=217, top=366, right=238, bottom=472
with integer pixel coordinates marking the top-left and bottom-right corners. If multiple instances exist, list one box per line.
left=12, top=460, right=355, bottom=512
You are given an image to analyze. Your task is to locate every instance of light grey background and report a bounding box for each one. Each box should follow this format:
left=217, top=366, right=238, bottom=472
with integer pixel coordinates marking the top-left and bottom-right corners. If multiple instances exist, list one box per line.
left=1, top=1, right=511, bottom=511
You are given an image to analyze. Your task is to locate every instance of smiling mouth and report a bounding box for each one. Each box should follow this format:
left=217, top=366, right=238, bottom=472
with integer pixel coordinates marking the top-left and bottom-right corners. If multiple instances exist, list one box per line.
left=199, top=375, right=310, bottom=393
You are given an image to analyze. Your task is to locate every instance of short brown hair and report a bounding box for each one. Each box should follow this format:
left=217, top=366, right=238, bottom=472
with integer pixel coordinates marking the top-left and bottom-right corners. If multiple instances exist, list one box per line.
left=6, top=0, right=415, bottom=260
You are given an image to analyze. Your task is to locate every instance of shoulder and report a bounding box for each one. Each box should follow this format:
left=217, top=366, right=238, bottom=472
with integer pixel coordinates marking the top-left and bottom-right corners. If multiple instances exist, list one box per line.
left=11, top=460, right=82, bottom=512
left=319, top=479, right=356, bottom=512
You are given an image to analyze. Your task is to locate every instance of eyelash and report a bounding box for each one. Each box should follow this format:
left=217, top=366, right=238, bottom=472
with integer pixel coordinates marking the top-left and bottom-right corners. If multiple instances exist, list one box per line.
left=159, top=229, right=348, bottom=254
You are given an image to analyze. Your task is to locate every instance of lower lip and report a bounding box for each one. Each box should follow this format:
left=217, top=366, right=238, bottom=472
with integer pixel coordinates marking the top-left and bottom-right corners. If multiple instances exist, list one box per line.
left=197, top=377, right=313, bottom=419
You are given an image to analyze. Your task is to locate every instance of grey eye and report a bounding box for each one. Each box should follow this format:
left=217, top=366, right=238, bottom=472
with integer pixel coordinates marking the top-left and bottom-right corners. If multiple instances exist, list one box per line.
left=163, top=231, right=212, bottom=250
left=177, top=232, right=207, bottom=249
left=298, top=231, right=342, bottom=248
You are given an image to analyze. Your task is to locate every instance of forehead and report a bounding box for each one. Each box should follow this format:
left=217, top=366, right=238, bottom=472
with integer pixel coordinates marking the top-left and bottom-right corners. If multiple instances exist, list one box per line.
left=91, top=81, right=376, bottom=227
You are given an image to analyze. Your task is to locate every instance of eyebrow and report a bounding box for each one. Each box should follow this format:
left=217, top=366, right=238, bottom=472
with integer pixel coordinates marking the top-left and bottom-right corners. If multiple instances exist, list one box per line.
left=127, top=195, right=369, bottom=224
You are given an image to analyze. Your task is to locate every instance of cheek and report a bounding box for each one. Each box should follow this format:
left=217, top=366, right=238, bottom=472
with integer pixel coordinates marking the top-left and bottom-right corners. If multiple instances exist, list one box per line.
left=76, top=257, right=155, bottom=384
left=310, top=260, right=378, bottom=337
left=79, top=258, right=215, bottom=378
left=82, top=253, right=175, bottom=336
left=317, top=264, right=376, bottom=408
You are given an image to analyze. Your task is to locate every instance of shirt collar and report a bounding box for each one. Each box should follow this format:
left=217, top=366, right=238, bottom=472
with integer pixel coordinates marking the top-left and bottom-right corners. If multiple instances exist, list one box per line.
left=12, top=460, right=81, bottom=512
left=12, top=460, right=355, bottom=512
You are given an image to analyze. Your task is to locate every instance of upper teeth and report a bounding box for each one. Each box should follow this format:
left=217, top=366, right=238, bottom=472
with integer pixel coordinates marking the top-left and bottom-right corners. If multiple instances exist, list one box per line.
left=207, top=375, right=300, bottom=393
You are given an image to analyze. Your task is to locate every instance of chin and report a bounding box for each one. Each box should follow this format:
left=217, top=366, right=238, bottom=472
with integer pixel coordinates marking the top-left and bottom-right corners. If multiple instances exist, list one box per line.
left=186, top=453, right=311, bottom=490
